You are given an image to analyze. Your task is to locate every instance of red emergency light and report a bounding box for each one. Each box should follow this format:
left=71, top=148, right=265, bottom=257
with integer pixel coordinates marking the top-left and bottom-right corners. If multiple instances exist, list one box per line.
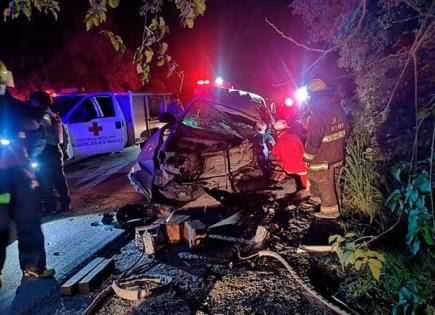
left=197, top=79, right=211, bottom=85
left=284, top=97, right=294, bottom=107
left=44, top=89, right=57, bottom=97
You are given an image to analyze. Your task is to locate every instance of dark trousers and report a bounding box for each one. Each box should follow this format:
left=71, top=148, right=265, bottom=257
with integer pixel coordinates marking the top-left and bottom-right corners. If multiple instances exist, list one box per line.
left=0, top=167, right=46, bottom=273
left=308, top=166, right=342, bottom=209
left=37, top=161, right=70, bottom=213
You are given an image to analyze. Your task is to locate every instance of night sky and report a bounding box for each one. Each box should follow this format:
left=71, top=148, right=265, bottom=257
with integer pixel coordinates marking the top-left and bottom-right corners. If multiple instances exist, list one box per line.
left=1, top=0, right=341, bottom=100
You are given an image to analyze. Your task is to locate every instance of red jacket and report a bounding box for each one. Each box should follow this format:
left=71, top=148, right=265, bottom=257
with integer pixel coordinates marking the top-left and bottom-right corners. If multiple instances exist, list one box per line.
left=272, top=130, right=307, bottom=174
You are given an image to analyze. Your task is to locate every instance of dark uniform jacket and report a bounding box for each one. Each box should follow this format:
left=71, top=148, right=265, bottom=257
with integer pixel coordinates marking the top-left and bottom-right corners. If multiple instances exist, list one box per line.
left=303, top=91, right=350, bottom=171
left=0, top=92, right=42, bottom=169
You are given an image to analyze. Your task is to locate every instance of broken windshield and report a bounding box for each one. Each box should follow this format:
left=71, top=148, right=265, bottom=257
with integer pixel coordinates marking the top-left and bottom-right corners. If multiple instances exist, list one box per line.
left=181, top=100, right=258, bottom=140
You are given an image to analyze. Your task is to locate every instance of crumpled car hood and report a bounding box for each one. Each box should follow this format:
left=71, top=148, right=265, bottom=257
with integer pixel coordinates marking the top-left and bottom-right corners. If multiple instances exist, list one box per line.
left=129, top=87, right=275, bottom=203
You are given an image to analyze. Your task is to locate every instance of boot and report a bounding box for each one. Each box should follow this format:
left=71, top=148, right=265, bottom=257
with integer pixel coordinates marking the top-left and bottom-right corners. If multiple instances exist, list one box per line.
left=23, top=267, right=55, bottom=278
left=314, top=205, right=340, bottom=219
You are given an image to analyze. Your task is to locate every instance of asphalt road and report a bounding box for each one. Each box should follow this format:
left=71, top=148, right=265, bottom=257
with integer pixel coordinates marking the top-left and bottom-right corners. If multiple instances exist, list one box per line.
left=0, top=215, right=125, bottom=315
left=66, top=145, right=140, bottom=192
left=0, top=146, right=144, bottom=315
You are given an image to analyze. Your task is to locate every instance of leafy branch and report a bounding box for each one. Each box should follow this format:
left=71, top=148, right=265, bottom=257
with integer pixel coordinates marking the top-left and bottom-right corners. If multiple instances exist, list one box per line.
left=329, top=232, right=385, bottom=281
left=4, top=0, right=60, bottom=20
left=100, top=30, right=125, bottom=53
left=392, top=282, right=426, bottom=315
left=3, top=0, right=206, bottom=85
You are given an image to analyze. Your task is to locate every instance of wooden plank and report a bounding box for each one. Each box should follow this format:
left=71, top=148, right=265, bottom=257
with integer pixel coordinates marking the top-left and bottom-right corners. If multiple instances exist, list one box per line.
left=296, top=245, right=333, bottom=254
left=78, top=258, right=114, bottom=294
left=165, top=215, right=190, bottom=244
left=183, top=220, right=207, bottom=249
left=60, top=257, right=105, bottom=296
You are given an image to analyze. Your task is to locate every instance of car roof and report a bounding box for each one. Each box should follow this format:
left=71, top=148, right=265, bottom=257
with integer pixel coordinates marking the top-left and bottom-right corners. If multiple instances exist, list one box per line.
left=190, top=87, right=270, bottom=123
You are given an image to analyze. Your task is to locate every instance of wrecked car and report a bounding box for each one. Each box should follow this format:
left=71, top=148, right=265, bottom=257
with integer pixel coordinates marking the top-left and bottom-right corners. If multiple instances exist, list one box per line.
left=129, top=87, right=277, bottom=203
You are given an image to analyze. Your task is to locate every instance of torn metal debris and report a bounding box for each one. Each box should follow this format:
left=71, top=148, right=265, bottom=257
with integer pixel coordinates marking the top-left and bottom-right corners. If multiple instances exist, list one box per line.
left=129, top=87, right=279, bottom=204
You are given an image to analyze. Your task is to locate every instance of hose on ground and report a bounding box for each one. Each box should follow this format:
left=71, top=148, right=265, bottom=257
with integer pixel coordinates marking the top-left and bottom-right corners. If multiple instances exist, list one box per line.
left=240, top=250, right=349, bottom=315
left=82, top=249, right=171, bottom=314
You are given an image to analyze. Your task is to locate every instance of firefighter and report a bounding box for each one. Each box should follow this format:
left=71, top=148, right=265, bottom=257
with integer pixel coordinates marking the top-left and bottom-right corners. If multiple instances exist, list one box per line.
left=0, top=60, right=54, bottom=287
left=29, top=90, right=71, bottom=214
left=303, top=78, right=350, bottom=219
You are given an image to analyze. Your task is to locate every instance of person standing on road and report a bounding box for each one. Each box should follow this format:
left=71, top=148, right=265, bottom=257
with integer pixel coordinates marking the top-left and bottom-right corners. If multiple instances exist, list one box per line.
left=0, top=60, right=54, bottom=287
left=303, top=78, right=350, bottom=219
left=29, top=90, right=71, bottom=214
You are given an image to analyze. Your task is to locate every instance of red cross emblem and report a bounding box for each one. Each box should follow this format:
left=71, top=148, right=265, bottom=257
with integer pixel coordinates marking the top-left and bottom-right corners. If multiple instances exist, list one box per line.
left=88, top=122, right=103, bottom=136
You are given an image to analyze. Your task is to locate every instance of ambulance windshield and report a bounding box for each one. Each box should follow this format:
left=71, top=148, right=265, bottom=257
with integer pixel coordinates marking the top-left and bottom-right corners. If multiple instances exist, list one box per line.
left=52, top=96, right=82, bottom=117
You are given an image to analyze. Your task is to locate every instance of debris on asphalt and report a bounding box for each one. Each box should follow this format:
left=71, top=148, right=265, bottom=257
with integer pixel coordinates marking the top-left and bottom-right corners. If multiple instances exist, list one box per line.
left=102, top=213, right=114, bottom=225
left=72, top=172, right=350, bottom=315
left=61, top=257, right=109, bottom=296
left=116, top=204, right=158, bottom=230
left=165, top=214, right=190, bottom=244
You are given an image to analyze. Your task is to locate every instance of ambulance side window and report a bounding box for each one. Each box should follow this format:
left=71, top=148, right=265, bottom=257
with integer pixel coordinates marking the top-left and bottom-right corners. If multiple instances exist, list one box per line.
left=69, top=99, right=98, bottom=123
left=96, top=96, right=115, bottom=117
left=148, top=96, right=163, bottom=120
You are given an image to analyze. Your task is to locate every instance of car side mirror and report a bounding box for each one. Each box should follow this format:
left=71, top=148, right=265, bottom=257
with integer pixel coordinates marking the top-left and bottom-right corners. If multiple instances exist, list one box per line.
left=159, top=112, right=177, bottom=124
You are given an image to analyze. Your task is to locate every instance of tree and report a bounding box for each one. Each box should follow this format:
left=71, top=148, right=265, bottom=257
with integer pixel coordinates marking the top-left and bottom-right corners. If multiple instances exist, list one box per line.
left=3, top=0, right=206, bottom=85
left=268, top=0, right=434, bottom=161
left=267, top=0, right=435, bottom=251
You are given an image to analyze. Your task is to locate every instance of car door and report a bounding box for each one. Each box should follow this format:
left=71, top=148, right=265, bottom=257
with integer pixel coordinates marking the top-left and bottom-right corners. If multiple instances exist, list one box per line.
left=65, top=95, right=125, bottom=159
left=66, top=97, right=102, bottom=159
left=93, top=95, right=127, bottom=153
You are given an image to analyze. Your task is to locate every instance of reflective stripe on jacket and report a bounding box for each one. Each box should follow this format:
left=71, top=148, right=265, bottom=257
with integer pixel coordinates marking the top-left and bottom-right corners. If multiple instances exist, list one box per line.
left=303, top=93, right=350, bottom=168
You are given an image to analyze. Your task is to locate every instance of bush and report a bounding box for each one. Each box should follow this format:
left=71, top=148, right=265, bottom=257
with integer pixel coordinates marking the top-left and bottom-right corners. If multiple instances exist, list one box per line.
left=341, top=126, right=384, bottom=224
left=337, top=251, right=435, bottom=314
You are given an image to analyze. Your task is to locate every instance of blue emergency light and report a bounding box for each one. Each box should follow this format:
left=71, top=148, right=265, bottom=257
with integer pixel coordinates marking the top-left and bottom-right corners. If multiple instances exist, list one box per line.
left=0, top=138, right=10, bottom=146
left=295, top=86, right=309, bottom=103
left=215, top=77, right=224, bottom=86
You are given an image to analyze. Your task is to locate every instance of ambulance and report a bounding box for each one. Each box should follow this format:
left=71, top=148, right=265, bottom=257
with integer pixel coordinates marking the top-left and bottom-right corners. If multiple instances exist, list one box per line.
left=51, top=91, right=176, bottom=160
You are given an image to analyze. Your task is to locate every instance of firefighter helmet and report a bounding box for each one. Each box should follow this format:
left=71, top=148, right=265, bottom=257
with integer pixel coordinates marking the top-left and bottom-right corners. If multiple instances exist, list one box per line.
left=273, top=119, right=288, bottom=131
left=307, top=78, right=328, bottom=92
left=0, top=60, right=14, bottom=87
left=29, top=90, right=53, bottom=109
left=0, top=60, right=9, bottom=85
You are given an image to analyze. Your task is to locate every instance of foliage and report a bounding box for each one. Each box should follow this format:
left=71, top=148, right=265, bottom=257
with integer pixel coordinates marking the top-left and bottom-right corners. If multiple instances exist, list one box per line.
left=289, top=0, right=434, bottom=161
left=341, top=125, right=383, bottom=223
left=337, top=251, right=435, bottom=315
left=386, top=159, right=435, bottom=256
left=3, top=0, right=207, bottom=84
left=4, top=0, right=60, bottom=20
left=288, top=1, right=435, bottom=313
left=329, top=232, right=385, bottom=281
left=100, top=30, right=125, bottom=53
left=392, top=282, right=425, bottom=315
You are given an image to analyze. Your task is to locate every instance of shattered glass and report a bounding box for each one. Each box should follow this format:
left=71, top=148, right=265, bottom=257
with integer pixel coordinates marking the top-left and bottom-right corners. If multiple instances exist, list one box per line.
left=181, top=101, right=258, bottom=140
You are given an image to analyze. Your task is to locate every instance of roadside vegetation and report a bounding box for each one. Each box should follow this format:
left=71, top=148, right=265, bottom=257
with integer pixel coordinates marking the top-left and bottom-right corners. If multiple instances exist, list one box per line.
left=282, top=0, right=435, bottom=313
left=3, top=0, right=434, bottom=313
